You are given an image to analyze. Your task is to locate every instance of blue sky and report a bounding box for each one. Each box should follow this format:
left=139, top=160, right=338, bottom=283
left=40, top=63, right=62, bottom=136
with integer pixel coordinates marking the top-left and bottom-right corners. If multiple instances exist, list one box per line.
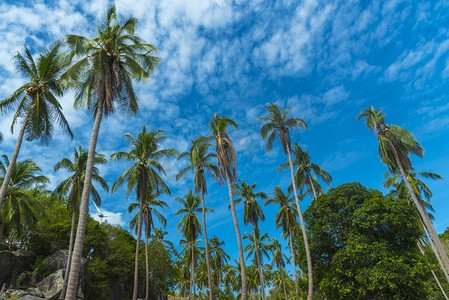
left=1, top=0, right=449, bottom=269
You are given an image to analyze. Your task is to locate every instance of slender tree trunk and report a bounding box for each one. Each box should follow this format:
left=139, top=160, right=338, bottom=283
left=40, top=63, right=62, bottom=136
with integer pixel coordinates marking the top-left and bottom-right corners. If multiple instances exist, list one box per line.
left=286, top=147, right=313, bottom=300
left=59, top=208, right=76, bottom=299
left=0, top=115, right=28, bottom=207
left=252, top=225, right=266, bottom=300
left=422, top=219, right=449, bottom=283
left=389, top=143, right=449, bottom=274
left=65, top=100, right=103, bottom=300
left=288, top=229, right=299, bottom=300
left=133, top=201, right=143, bottom=300
left=201, top=191, right=213, bottom=300
left=145, top=214, right=150, bottom=300
left=307, top=175, right=317, bottom=200
left=417, top=241, right=449, bottom=300
left=280, top=266, right=288, bottom=300
left=226, top=176, right=247, bottom=300
left=190, top=241, right=195, bottom=300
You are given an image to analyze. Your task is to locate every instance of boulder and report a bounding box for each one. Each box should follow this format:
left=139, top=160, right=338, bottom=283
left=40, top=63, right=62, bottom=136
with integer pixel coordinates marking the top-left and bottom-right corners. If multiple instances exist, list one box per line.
left=12, top=251, right=36, bottom=271
left=0, top=251, right=20, bottom=287
left=25, top=287, right=44, bottom=298
left=14, top=273, right=34, bottom=289
left=37, top=270, right=64, bottom=300
left=1, top=288, right=26, bottom=299
left=18, top=296, right=45, bottom=300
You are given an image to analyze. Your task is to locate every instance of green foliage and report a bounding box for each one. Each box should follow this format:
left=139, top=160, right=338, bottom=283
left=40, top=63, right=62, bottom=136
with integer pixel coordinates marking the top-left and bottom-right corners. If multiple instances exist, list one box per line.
left=303, top=182, right=435, bottom=299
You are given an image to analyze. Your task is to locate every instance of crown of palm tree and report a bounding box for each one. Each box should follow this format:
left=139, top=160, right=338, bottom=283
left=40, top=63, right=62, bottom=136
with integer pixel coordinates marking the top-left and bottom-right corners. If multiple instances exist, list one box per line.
left=234, top=180, right=267, bottom=226
left=270, top=238, right=289, bottom=270
left=0, top=156, right=49, bottom=237
left=63, top=5, right=159, bottom=117
left=177, top=137, right=218, bottom=195
left=208, top=113, right=238, bottom=184
left=265, top=187, right=299, bottom=236
left=111, top=126, right=177, bottom=199
left=243, top=228, right=271, bottom=262
left=128, top=189, right=168, bottom=235
left=258, top=103, right=307, bottom=154
left=0, top=42, right=73, bottom=144
left=52, top=146, right=108, bottom=210
left=357, top=106, right=424, bottom=172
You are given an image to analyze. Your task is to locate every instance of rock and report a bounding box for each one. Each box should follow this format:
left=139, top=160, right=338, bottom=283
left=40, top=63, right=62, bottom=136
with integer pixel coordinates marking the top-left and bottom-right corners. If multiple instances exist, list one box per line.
left=25, top=287, right=43, bottom=298
left=18, top=296, right=45, bottom=300
left=0, top=251, right=20, bottom=286
left=1, top=289, right=26, bottom=299
left=12, top=251, right=36, bottom=271
left=37, top=270, right=64, bottom=300
left=14, top=273, right=34, bottom=289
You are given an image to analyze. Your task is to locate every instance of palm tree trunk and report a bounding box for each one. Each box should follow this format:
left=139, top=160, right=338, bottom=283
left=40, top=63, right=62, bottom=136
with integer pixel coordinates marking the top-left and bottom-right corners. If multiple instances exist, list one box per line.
left=252, top=225, right=266, bottom=300
left=59, top=208, right=76, bottom=299
left=201, top=191, right=214, bottom=300
left=191, top=241, right=195, bottom=300
left=422, top=219, right=449, bottom=283
left=389, top=143, right=449, bottom=274
left=286, top=146, right=313, bottom=300
left=65, top=100, right=104, bottom=300
left=226, top=176, right=247, bottom=300
left=288, top=229, right=299, bottom=300
left=280, top=266, right=288, bottom=300
left=145, top=215, right=150, bottom=300
left=417, top=241, right=449, bottom=300
left=133, top=202, right=143, bottom=300
left=0, top=115, right=28, bottom=207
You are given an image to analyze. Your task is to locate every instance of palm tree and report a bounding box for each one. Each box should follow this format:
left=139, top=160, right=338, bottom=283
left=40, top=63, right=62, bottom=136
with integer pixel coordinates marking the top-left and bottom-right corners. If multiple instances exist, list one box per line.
left=151, top=227, right=174, bottom=249
left=0, top=132, right=3, bottom=144
left=235, top=180, right=268, bottom=300
left=52, top=146, right=108, bottom=299
left=62, top=5, right=159, bottom=299
left=243, top=228, right=271, bottom=299
left=358, top=106, right=449, bottom=275
left=265, top=186, right=301, bottom=299
left=279, top=143, right=331, bottom=199
left=0, top=42, right=73, bottom=208
left=209, top=235, right=230, bottom=294
left=111, top=127, right=175, bottom=300
left=176, top=190, right=212, bottom=299
left=207, top=113, right=249, bottom=299
left=128, top=189, right=168, bottom=300
left=271, top=238, right=289, bottom=300
left=177, top=137, right=218, bottom=300
left=0, top=156, right=48, bottom=243
left=258, top=103, right=312, bottom=300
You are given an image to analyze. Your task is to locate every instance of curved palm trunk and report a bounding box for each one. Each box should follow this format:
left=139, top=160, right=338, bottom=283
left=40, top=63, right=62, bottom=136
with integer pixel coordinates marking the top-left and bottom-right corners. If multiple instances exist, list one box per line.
left=201, top=191, right=214, bottom=300
left=252, top=225, right=266, bottom=300
left=132, top=201, right=143, bottom=300
left=59, top=208, right=76, bottom=299
left=190, top=240, right=195, bottom=300
left=288, top=229, right=299, bottom=300
left=65, top=100, right=103, bottom=300
left=286, top=147, right=313, bottom=300
left=417, top=241, right=449, bottom=299
left=422, top=222, right=449, bottom=283
left=389, top=143, right=449, bottom=274
left=0, top=115, right=28, bottom=207
left=280, top=266, right=288, bottom=300
left=227, top=176, right=247, bottom=300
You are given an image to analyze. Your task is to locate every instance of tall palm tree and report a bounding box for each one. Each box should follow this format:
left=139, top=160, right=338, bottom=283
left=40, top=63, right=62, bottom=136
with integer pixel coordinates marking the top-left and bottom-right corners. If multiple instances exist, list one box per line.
left=265, top=186, right=301, bottom=299
left=111, top=127, right=175, bottom=300
left=62, top=5, right=159, bottom=299
left=243, top=228, right=271, bottom=299
left=151, top=227, right=174, bottom=249
left=271, top=238, right=289, bottom=300
left=177, top=137, right=218, bottom=300
left=176, top=191, right=212, bottom=300
left=0, top=156, right=48, bottom=242
left=0, top=42, right=73, bottom=208
left=258, top=103, right=312, bottom=300
left=207, top=113, right=249, bottom=299
left=358, top=106, right=449, bottom=275
left=209, top=235, right=230, bottom=294
left=52, top=146, right=108, bottom=299
left=128, top=189, right=168, bottom=300
left=235, top=180, right=268, bottom=300
left=279, top=143, right=331, bottom=199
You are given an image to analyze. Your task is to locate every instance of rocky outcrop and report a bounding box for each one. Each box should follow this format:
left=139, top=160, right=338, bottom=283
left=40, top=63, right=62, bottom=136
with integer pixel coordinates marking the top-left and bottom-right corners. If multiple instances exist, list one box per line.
left=37, top=270, right=64, bottom=300
left=0, top=251, right=21, bottom=287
